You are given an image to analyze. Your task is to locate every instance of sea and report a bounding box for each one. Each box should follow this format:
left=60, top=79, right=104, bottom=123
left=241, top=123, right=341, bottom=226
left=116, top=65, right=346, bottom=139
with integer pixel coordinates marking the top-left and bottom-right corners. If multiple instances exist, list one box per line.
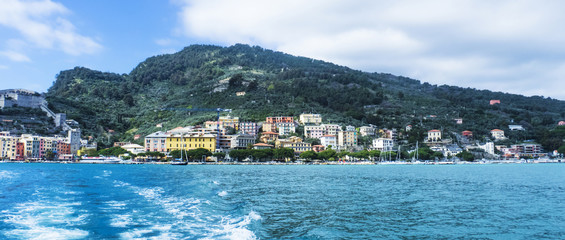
left=0, top=163, right=564, bottom=240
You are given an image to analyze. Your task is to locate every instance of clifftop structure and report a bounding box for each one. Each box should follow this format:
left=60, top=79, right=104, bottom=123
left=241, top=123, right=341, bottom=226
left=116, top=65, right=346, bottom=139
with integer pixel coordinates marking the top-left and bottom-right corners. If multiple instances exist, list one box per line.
left=0, top=89, right=46, bottom=109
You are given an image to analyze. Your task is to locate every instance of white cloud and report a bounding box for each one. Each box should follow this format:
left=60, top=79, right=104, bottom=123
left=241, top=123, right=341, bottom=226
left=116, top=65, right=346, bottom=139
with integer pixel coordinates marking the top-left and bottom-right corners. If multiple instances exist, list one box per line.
left=0, top=50, right=31, bottom=62
left=0, top=0, right=101, bottom=58
left=175, top=0, right=565, bottom=99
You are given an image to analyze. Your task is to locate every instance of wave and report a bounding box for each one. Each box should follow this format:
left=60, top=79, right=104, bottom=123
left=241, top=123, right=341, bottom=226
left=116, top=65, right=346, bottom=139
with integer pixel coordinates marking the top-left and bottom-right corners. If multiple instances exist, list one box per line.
left=112, top=180, right=260, bottom=239
left=0, top=170, right=18, bottom=180
left=2, top=201, right=89, bottom=240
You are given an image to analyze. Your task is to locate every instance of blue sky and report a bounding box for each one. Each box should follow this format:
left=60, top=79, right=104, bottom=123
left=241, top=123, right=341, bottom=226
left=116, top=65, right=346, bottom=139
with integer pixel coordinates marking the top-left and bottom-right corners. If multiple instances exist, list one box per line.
left=1, top=0, right=565, bottom=100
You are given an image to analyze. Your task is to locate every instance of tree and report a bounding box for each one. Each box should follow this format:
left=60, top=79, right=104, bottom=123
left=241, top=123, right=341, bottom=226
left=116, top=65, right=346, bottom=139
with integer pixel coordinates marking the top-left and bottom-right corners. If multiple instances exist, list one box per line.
left=186, top=148, right=213, bottom=161
left=318, top=149, right=337, bottom=160
left=228, top=73, right=243, bottom=88
left=300, top=150, right=318, bottom=160
left=213, top=152, right=226, bottom=160
left=304, top=138, right=321, bottom=146
left=247, top=80, right=258, bottom=91
left=169, top=150, right=188, bottom=161
left=45, top=150, right=56, bottom=160
left=274, top=148, right=294, bottom=160
left=98, top=146, right=129, bottom=157
left=457, top=151, right=475, bottom=161
left=557, top=145, right=565, bottom=154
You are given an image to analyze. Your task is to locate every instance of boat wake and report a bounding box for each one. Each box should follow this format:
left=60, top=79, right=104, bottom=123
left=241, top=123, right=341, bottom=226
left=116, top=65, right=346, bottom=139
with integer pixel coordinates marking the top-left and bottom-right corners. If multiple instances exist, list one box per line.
left=111, top=180, right=260, bottom=239
left=1, top=196, right=89, bottom=239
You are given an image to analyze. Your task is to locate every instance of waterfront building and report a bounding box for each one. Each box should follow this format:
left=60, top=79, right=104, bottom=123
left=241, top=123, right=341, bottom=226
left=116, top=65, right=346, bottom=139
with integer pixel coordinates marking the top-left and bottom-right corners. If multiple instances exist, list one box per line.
left=230, top=134, right=256, bottom=149
left=0, top=136, right=18, bottom=160
left=68, top=129, right=81, bottom=154
left=282, top=142, right=311, bottom=155
left=166, top=133, right=217, bottom=152
left=338, top=129, right=358, bottom=148
left=504, top=143, right=544, bottom=158
left=121, top=143, right=145, bottom=155
left=320, top=135, right=336, bottom=149
left=21, top=134, right=40, bottom=159
left=372, top=138, right=394, bottom=152
left=145, top=131, right=169, bottom=152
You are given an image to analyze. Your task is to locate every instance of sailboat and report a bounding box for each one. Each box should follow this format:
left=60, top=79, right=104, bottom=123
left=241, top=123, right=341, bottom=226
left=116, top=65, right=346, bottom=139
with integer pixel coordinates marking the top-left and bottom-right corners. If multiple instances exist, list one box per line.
left=171, top=133, right=188, bottom=165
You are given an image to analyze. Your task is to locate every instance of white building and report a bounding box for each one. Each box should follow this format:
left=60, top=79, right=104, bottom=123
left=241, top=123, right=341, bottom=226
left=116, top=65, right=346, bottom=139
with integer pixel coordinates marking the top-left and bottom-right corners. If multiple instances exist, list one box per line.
left=479, top=142, right=495, bottom=155
left=121, top=144, right=145, bottom=155
left=230, top=134, right=256, bottom=149
left=509, top=125, right=525, bottom=131
left=490, top=129, right=506, bottom=140
left=304, top=125, right=324, bottom=139
left=372, top=138, right=394, bottom=151
left=322, top=124, right=341, bottom=136
left=276, top=122, right=296, bottom=136
left=427, top=130, right=441, bottom=142
left=299, top=113, right=322, bottom=125
left=359, top=126, right=376, bottom=136
left=320, top=135, right=337, bottom=149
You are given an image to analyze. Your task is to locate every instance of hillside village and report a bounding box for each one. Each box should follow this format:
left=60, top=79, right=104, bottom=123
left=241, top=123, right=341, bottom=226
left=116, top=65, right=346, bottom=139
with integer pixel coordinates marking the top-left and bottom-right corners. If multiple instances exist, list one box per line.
left=2, top=87, right=565, bottom=162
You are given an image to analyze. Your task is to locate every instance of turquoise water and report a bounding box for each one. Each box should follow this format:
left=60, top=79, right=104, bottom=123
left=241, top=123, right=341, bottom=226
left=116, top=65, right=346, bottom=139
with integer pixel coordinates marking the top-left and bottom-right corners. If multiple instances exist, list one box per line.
left=1, top=163, right=564, bottom=239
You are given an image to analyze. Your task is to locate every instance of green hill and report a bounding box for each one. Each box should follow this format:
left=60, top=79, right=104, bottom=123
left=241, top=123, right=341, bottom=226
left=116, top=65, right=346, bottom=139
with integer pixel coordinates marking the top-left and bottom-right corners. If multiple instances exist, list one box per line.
left=45, top=44, right=565, bottom=150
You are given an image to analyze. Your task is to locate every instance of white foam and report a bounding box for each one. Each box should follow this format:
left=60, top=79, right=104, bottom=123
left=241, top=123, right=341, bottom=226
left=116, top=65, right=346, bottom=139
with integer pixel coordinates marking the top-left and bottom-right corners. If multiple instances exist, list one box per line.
left=102, top=170, right=112, bottom=177
left=3, top=201, right=89, bottom=240
left=109, top=214, right=133, bottom=228
left=213, top=181, right=220, bottom=185
left=0, top=170, right=17, bottom=180
left=112, top=181, right=259, bottom=239
left=248, top=211, right=262, bottom=221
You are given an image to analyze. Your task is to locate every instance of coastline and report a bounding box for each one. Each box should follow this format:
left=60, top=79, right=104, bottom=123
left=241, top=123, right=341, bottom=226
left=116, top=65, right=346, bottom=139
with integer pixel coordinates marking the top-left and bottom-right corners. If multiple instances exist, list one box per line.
left=1, top=159, right=563, bottom=165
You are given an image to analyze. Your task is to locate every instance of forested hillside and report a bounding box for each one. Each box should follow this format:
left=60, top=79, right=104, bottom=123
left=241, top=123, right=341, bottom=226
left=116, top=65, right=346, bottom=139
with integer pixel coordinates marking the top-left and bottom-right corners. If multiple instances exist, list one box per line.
left=46, top=44, right=565, bottom=150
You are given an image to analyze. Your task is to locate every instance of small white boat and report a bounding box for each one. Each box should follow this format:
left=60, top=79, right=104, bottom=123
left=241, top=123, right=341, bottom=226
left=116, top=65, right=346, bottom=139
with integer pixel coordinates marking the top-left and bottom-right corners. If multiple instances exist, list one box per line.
left=80, top=156, right=122, bottom=164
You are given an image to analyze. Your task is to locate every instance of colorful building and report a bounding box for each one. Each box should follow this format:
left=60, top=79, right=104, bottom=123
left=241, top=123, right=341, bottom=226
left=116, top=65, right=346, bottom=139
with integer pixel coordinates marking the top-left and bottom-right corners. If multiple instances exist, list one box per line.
left=166, top=133, right=217, bottom=152
left=145, top=131, right=169, bottom=152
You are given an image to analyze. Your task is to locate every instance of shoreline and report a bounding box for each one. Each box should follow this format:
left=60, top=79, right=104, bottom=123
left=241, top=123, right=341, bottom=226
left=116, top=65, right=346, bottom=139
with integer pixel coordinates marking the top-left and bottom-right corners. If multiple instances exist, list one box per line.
left=1, top=159, right=563, bottom=165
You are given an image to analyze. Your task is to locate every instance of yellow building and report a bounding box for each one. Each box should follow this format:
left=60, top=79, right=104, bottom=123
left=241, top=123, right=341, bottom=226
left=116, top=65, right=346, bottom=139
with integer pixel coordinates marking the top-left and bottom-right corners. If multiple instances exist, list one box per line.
left=166, top=133, right=217, bottom=152
left=0, top=136, right=18, bottom=160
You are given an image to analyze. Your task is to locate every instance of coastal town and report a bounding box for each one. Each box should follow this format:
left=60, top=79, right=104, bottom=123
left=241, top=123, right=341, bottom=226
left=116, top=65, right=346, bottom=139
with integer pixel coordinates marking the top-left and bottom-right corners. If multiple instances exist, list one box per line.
left=1, top=89, right=564, bottom=163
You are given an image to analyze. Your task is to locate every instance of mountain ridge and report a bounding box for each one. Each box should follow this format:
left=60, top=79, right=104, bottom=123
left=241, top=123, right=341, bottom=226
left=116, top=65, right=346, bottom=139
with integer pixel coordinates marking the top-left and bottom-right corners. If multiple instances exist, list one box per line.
left=44, top=44, right=565, bottom=150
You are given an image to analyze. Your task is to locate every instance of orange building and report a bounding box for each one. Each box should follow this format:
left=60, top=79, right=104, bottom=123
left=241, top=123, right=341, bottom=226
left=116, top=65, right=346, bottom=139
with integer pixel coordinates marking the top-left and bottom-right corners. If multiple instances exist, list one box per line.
left=266, top=116, right=294, bottom=124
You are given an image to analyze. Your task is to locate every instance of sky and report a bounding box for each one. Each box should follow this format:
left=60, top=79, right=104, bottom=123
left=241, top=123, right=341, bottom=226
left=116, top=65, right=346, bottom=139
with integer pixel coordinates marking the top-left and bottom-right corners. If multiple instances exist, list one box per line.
left=1, top=0, right=564, bottom=100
